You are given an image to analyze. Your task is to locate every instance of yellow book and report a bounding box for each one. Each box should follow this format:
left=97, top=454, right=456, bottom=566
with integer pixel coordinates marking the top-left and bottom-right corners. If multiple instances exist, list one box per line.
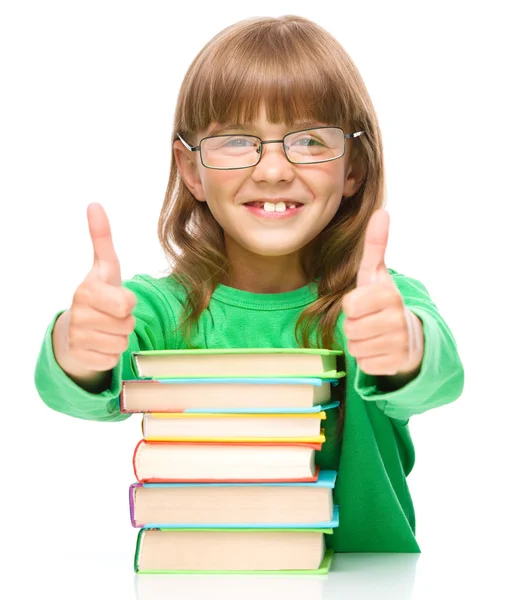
left=142, top=411, right=326, bottom=443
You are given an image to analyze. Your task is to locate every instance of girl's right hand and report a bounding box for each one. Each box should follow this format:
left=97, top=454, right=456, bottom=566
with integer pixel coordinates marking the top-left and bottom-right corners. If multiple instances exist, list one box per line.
left=61, top=203, right=137, bottom=373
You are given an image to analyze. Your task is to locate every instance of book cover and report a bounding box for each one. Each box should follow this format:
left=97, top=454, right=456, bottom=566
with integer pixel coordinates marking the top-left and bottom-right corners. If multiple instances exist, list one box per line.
left=130, top=347, right=345, bottom=379
left=119, top=376, right=343, bottom=413
left=132, top=439, right=322, bottom=483
left=141, top=411, right=328, bottom=442
left=134, top=528, right=334, bottom=574
left=129, top=470, right=338, bottom=527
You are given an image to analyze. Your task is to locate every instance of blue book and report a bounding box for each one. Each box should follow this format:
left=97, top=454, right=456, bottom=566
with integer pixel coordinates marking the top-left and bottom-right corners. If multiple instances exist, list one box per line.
left=129, top=470, right=338, bottom=529
left=120, top=376, right=343, bottom=414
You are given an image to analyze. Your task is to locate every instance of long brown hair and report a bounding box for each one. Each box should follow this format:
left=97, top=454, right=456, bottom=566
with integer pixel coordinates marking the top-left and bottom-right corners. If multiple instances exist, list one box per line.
left=158, top=15, right=386, bottom=350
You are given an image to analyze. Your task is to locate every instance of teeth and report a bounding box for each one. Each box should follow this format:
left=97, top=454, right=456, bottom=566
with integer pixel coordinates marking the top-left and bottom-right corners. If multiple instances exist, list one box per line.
left=263, top=201, right=287, bottom=213
left=249, top=201, right=301, bottom=212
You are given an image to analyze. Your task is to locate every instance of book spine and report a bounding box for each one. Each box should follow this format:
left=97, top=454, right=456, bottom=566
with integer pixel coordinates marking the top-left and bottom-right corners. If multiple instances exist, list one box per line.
left=132, top=439, right=144, bottom=483
left=134, top=528, right=144, bottom=573
left=129, top=483, right=142, bottom=527
left=130, top=353, right=140, bottom=378
left=119, top=383, right=125, bottom=412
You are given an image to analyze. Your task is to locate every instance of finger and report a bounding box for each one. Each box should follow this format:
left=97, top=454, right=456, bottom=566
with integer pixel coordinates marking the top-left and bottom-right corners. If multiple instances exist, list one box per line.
left=75, top=280, right=137, bottom=319
left=344, top=307, right=401, bottom=341
left=356, top=355, right=399, bottom=376
left=73, top=304, right=136, bottom=336
left=69, top=348, right=123, bottom=372
left=342, top=283, right=398, bottom=319
left=87, top=203, right=122, bottom=287
left=347, top=331, right=405, bottom=358
left=70, top=328, right=130, bottom=357
left=356, top=209, right=390, bottom=288
left=90, top=284, right=136, bottom=319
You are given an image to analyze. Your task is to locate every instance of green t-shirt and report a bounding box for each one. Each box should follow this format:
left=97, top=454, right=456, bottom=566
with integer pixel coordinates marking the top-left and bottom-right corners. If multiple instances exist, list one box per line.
left=34, top=268, right=464, bottom=552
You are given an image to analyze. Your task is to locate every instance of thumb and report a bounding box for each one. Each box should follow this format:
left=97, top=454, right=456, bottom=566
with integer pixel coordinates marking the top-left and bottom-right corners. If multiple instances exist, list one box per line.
left=87, top=203, right=122, bottom=287
left=356, top=208, right=390, bottom=288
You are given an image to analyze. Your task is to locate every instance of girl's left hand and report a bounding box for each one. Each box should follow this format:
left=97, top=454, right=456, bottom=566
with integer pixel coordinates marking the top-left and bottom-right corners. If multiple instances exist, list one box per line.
left=341, top=209, right=424, bottom=377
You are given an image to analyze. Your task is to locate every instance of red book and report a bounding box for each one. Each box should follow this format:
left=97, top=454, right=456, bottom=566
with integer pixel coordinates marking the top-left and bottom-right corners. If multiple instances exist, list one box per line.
left=132, top=439, right=322, bottom=483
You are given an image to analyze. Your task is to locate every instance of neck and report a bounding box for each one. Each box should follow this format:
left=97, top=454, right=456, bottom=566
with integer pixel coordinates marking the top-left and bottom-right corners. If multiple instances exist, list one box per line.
left=221, top=237, right=309, bottom=293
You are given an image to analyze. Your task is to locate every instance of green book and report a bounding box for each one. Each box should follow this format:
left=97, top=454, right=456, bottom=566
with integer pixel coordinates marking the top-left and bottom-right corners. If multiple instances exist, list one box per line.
left=131, top=348, right=345, bottom=380
left=134, top=527, right=334, bottom=574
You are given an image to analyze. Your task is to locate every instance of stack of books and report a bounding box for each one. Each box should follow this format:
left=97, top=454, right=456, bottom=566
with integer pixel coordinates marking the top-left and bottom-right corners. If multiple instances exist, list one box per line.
left=119, top=348, right=345, bottom=574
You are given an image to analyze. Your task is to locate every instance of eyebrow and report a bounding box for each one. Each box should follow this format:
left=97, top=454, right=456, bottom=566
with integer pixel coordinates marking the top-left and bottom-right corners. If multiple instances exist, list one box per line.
left=207, top=121, right=326, bottom=136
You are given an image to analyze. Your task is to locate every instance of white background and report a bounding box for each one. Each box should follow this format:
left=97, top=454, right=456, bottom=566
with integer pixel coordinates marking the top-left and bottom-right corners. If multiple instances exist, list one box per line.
left=1, top=1, right=515, bottom=598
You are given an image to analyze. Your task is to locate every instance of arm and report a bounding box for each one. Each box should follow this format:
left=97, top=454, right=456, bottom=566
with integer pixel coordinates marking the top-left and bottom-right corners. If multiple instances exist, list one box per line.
left=34, top=275, right=176, bottom=422
left=354, top=269, right=465, bottom=421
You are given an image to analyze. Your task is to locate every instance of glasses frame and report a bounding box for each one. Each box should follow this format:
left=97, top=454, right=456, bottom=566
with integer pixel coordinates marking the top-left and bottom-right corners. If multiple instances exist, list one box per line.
left=176, top=126, right=365, bottom=170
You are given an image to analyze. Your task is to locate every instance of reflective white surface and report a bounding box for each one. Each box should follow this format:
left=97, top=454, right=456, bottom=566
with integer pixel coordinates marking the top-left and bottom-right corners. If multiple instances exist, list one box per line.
left=133, top=553, right=419, bottom=600
left=10, top=549, right=514, bottom=599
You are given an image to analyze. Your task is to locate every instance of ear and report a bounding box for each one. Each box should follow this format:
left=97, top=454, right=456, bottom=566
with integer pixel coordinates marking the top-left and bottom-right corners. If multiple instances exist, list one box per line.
left=173, top=139, right=206, bottom=202
left=342, top=156, right=366, bottom=198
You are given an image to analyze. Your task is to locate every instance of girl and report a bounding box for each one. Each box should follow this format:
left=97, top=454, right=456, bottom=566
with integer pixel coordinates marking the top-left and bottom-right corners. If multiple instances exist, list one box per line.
left=34, top=15, right=464, bottom=553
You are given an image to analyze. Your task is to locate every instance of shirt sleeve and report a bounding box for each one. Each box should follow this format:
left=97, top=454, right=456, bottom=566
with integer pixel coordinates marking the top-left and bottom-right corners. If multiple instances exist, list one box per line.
left=33, top=274, right=177, bottom=422
left=353, top=268, right=465, bottom=422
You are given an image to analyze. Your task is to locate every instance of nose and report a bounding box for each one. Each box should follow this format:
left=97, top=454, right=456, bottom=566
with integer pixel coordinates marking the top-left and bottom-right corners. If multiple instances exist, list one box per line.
left=251, top=141, right=295, bottom=184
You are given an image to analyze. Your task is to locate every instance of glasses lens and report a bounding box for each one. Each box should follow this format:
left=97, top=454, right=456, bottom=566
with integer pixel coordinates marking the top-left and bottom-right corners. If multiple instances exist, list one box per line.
left=284, top=128, right=345, bottom=163
left=200, top=135, right=261, bottom=169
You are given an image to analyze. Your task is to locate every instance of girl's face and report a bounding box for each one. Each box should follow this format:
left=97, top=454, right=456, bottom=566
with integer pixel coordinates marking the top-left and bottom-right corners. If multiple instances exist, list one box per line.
left=174, top=105, right=362, bottom=259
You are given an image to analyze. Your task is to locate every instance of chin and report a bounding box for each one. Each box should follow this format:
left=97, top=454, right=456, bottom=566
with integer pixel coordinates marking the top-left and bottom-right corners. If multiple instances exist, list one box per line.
left=240, top=237, right=308, bottom=257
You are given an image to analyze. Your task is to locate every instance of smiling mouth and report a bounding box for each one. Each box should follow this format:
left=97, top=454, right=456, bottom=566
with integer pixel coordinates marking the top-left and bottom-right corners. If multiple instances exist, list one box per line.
left=242, top=201, right=305, bottom=218
left=243, top=201, right=303, bottom=212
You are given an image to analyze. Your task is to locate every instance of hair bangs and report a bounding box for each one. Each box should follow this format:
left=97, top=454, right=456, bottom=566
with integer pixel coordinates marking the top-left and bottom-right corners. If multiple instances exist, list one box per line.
left=179, top=22, right=354, bottom=135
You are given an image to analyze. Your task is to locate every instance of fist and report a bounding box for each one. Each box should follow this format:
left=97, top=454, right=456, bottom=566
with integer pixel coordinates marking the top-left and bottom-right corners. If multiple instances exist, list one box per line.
left=64, top=203, right=137, bottom=372
left=341, top=209, right=424, bottom=377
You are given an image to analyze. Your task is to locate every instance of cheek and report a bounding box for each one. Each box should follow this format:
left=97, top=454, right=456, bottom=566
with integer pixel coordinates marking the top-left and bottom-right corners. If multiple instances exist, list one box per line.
left=303, top=165, right=346, bottom=226
left=201, top=171, right=243, bottom=199
left=200, top=172, right=246, bottom=226
left=298, top=162, right=345, bottom=199
left=315, top=163, right=345, bottom=197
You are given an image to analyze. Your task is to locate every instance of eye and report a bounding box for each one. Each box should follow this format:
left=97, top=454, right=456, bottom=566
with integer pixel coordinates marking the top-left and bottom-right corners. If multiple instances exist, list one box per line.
left=291, top=135, right=324, bottom=147
left=223, top=137, right=255, bottom=147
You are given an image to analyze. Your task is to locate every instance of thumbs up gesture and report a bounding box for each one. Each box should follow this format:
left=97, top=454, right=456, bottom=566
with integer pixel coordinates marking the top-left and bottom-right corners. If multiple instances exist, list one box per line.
left=63, top=203, right=137, bottom=372
left=341, top=209, right=424, bottom=378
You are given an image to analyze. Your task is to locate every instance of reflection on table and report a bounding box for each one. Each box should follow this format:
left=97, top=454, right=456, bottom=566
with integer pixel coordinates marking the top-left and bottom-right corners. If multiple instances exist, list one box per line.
left=134, top=552, right=420, bottom=600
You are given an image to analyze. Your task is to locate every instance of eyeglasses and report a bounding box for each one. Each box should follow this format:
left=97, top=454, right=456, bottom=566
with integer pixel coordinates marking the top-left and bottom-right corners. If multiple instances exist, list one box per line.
left=177, top=126, right=365, bottom=170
